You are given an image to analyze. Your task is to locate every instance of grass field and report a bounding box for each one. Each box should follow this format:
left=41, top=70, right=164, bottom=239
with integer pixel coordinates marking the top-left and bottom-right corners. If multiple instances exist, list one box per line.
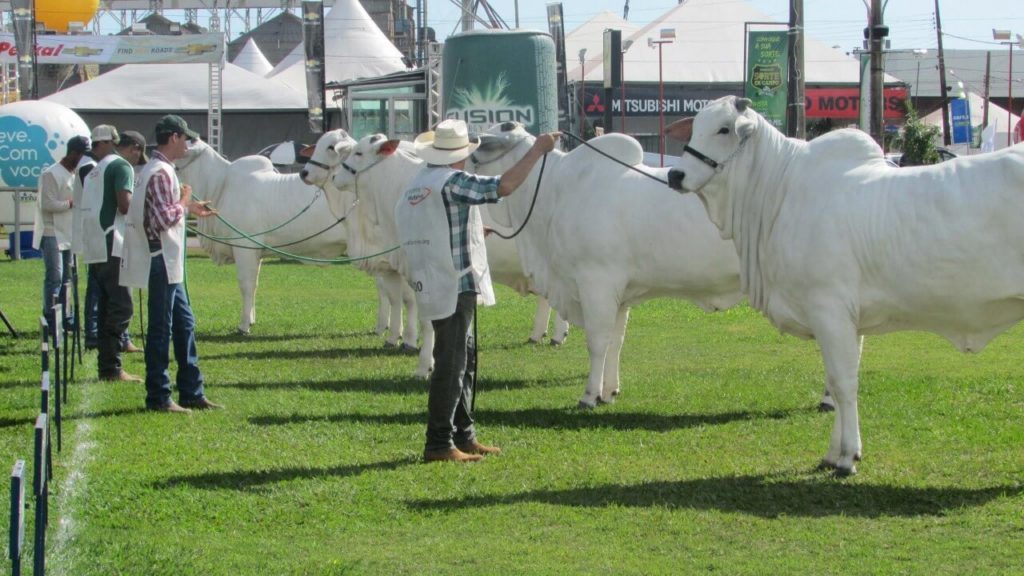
left=1, top=252, right=1022, bottom=575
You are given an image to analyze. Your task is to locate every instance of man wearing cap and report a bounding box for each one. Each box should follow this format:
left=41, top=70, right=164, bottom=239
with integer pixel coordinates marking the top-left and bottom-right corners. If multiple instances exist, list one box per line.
left=121, top=115, right=220, bottom=413
left=33, top=135, right=90, bottom=320
left=79, top=124, right=141, bottom=382
left=395, top=119, right=558, bottom=463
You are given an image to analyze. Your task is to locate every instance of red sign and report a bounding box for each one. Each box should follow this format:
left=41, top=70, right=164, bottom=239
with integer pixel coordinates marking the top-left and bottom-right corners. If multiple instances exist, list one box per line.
left=805, top=88, right=908, bottom=119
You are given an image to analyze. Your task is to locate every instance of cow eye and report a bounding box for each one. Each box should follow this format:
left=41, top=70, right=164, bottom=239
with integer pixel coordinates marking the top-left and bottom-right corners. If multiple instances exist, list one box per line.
left=717, top=127, right=730, bottom=135
left=354, top=151, right=363, bottom=157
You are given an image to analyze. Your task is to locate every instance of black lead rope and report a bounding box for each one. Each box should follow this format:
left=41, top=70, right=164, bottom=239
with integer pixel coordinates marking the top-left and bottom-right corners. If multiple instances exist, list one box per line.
left=559, top=131, right=671, bottom=186
left=489, top=153, right=548, bottom=240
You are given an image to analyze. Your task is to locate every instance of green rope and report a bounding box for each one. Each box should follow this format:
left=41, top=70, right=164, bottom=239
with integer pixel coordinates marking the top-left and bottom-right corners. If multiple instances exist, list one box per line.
left=192, top=208, right=399, bottom=264
left=189, top=188, right=323, bottom=241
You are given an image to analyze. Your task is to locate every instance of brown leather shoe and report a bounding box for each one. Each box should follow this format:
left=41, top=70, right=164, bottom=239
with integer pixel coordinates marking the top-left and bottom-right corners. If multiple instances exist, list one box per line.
left=147, top=401, right=191, bottom=414
left=423, top=447, right=483, bottom=463
left=179, top=397, right=224, bottom=410
left=456, top=440, right=502, bottom=456
left=99, top=371, right=143, bottom=382
left=123, top=342, right=143, bottom=353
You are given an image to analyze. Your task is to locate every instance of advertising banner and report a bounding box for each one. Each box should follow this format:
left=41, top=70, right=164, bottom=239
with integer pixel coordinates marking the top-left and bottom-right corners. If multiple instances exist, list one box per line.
left=805, top=87, right=907, bottom=119
left=745, top=30, right=788, bottom=131
left=11, top=0, right=35, bottom=99
left=302, top=1, right=326, bottom=133
left=582, top=84, right=736, bottom=118
left=546, top=3, right=569, bottom=132
left=950, top=97, right=971, bottom=144
left=0, top=32, right=225, bottom=65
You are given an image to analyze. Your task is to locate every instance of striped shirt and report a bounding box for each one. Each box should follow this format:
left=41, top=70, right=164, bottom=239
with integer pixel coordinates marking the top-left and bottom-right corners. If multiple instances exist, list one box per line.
left=436, top=168, right=502, bottom=294
left=143, top=151, right=184, bottom=242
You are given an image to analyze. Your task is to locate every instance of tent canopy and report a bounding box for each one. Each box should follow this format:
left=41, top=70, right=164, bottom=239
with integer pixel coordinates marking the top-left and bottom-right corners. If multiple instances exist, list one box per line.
left=567, top=0, right=897, bottom=85
left=232, top=37, right=274, bottom=77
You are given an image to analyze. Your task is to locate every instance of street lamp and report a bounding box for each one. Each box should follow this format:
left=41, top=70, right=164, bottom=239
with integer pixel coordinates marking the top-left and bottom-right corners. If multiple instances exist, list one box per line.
left=578, top=48, right=587, bottom=140
left=912, top=48, right=928, bottom=111
left=993, top=29, right=1021, bottom=146
left=649, top=28, right=675, bottom=167
left=621, top=39, right=633, bottom=134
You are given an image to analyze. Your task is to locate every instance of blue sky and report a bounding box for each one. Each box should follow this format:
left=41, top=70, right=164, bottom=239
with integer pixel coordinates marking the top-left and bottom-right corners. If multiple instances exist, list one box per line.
left=427, top=0, right=1022, bottom=52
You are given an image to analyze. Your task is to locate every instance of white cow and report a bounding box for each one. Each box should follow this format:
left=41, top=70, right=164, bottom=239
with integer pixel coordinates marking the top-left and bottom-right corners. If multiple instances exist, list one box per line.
left=469, top=123, right=744, bottom=408
left=176, top=138, right=356, bottom=334
left=666, top=95, right=1024, bottom=475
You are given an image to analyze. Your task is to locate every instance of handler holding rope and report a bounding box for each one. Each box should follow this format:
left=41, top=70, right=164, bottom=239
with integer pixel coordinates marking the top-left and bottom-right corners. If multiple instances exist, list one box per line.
left=120, top=115, right=222, bottom=414
left=396, top=119, right=558, bottom=463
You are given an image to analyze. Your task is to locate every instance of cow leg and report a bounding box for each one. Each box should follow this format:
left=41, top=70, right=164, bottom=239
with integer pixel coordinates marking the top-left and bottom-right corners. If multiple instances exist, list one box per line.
left=818, top=335, right=862, bottom=411
left=414, top=317, right=434, bottom=379
left=813, top=317, right=863, bottom=476
left=577, top=287, right=618, bottom=409
left=528, top=296, right=551, bottom=343
left=377, top=272, right=404, bottom=348
left=374, top=275, right=390, bottom=336
left=234, top=249, right=262, bottom=334
left=599, top=305, right=630, bottom=403
left=399, top=279, right=419, bottom=352
left=550, top=311, right=570, bottom=346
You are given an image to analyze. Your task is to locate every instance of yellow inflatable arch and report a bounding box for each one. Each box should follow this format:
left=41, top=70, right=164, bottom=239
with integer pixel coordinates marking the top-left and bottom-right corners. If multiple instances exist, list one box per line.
left=36, top=0, right=100, bottom=33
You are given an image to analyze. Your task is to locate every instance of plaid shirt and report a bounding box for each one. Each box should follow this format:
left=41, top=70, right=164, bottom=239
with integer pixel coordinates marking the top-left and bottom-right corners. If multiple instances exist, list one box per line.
left=143, top=151, right=185, bottom=242
left=437, top=168, right=502, bottom=293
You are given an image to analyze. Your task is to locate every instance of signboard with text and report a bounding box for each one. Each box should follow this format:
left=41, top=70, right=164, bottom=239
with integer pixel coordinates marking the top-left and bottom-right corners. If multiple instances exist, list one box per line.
left=745, top=30, right=789, bottom=131
left=0, top=32, right=225, bottom=64
left=804, top=87, right=907, bottom=119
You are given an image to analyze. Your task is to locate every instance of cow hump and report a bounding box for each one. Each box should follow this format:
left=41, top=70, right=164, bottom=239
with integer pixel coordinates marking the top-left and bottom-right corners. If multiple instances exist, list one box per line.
left=569, top=133, right=645, bottom=166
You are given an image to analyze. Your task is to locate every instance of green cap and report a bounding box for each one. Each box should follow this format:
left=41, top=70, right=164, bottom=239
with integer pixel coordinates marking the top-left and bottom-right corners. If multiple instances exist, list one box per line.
left=155, top=114, right=200, bottom=140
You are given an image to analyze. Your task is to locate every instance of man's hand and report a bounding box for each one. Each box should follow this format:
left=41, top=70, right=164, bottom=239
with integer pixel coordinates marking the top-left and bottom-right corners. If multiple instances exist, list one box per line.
left=188, top=200, right=217, bottom=218
left=531, top=132, right=560, bottom=156
left=179, top=183, right=193, bottom=206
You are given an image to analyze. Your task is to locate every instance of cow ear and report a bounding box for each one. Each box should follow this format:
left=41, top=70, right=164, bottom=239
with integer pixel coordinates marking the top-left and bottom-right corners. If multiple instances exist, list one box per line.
left=298, top=144, right=315, bottom=160
left=378, top=139, right=401, bottom=156
left=736, top=116, right=756, bottom=139
left=664, top=117, right=693, bottom=142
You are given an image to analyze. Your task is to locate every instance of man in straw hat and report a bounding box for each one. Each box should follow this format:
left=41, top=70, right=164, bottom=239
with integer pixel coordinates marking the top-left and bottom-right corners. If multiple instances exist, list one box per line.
left=395, top=119, right=559, bottom=463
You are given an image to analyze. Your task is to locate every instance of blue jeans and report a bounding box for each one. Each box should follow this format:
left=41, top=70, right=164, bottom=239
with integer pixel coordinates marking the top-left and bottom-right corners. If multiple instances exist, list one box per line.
left=40, top=236, right=71, bottom=320
left=144, top=253, right=204, bottom=408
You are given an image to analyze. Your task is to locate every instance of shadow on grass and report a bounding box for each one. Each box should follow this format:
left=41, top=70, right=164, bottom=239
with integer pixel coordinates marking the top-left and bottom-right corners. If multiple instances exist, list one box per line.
left=202, top=346, right=394, bottom=361
left=221, top=375, right=561, bottom=396
left=154, top=457, right=415, bottom=492
left=249, top=406, right=801, bottom=432
left=199, top=330, right=376, bottom=344
left=407, top=475, right=1023, bottom=518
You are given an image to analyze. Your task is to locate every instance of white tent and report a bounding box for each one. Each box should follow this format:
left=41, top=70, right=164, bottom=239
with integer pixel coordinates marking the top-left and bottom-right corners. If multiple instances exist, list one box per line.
left=563, top=11, right=640, bottom=83
left=267, top=0, right=407, bottom=91
left=923, top=91, right=1021, bottom=151
left=232, top=37, right=274, bottom=77
left=568, top=0, right=896, bottom=85
left=43, top=62, right=306, bottom=111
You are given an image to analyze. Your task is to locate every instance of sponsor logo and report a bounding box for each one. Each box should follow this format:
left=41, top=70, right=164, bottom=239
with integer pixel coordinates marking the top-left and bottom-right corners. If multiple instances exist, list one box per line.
left=0, top=115, right=58, bottom=187
left=750, top=64, right=783, bottom=96
left=446, top=73, right=536, bottom=133
left=407, top=187, right=432, bottom=206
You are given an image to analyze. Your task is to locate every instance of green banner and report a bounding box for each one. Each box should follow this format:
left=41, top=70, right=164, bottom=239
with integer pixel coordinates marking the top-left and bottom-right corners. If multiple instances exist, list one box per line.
left=746, top=30, right=789, bottom=131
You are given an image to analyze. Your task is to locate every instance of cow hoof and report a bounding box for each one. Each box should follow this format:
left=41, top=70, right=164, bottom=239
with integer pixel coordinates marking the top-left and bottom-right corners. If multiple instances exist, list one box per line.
left=383, top=341, right=398, bottom=349
left=527, top=338, right=542, bottom=344
left=816, top=459, right=837, bottom=472
left=576, top=400, right=597, bottom=410
left=399, top=343, right=419, bottom=355
left=818, top=401, right=835, bottom=412
left=236, top=328, right=251, bottom=336
left=597, top=396, right=615, bottom=405
left=611, top=388, right=621, bottom=396
left=833, top=465, right=856, bottom=478
left=549, top=339, right=563, bottom=347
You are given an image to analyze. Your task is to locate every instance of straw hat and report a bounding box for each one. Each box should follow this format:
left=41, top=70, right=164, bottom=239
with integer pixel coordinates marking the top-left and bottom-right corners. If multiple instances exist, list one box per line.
left=414, top=119, right=480, bottom=165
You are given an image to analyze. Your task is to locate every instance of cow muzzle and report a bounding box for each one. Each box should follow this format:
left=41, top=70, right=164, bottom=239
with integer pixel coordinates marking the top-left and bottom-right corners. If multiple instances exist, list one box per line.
left=667, top=168, right=687, bottom=192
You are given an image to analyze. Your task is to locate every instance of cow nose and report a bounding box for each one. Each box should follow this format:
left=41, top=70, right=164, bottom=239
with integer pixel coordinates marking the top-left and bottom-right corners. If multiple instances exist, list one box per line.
left=299, top=169, right=308, bottom=179
left=667, top=169, right=685, bottom=191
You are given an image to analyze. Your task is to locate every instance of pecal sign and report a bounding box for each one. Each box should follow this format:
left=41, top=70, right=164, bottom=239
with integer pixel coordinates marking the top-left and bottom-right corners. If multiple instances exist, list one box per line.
left=805, top=87, right=907, bottom=119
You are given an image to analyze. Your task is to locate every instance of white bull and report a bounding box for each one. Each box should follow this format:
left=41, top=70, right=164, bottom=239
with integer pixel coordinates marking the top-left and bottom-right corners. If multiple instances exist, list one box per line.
left=176, top=138, right=356, bottom=334
left=666, top=95, right=1024, bottom=475
left=470, top=123, right=744, bottom=408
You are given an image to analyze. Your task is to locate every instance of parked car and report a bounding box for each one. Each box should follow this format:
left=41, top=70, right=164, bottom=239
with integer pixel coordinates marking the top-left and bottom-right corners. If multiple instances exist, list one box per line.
left=892, top=147, right=958, bottom=167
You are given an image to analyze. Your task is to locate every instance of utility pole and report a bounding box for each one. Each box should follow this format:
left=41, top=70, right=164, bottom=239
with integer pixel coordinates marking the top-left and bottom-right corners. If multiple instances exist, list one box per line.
left=982, top=51, right=991, bottom=128
left=935, top=0, right=951, bottom=145
left=868, top=0, right=888, bottom=146
left=786, top=0, right=806, bottom=138
left=462, top=0, right=473, bottom=32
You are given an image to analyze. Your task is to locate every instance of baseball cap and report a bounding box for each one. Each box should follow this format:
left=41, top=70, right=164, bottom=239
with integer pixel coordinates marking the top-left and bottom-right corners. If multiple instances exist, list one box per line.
left=90, top=124, right=120, bottom=144
left=118, top=130, right=149, bottom=163
left=66, top=135, right=91, bottom=154
left=154, top=114, right=200, bottom=140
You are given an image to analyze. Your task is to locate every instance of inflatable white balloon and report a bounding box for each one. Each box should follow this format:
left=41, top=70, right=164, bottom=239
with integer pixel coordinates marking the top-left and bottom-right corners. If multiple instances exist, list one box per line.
left=0, top=100, right=89, bottom=188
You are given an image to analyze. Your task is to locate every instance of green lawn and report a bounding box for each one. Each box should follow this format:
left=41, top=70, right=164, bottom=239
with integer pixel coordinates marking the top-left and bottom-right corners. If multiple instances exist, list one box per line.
left=1, top=253, right=1022, bottom=575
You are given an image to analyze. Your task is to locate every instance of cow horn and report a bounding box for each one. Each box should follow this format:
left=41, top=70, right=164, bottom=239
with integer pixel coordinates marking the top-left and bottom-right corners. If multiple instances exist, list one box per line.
left=736, top=98, right=752, bottom=112
left=664, top=117, right=694, bottom=142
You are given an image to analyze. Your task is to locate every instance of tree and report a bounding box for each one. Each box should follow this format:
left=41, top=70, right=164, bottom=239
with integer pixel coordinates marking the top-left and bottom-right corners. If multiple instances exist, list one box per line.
left=896, top=102, right=940, bottom=166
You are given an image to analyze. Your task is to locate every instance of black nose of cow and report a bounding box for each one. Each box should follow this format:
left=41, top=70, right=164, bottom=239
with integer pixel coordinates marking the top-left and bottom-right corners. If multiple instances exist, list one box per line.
left=667, top=169, right=685, bottom=191
left=299, top=169, right=309, bottom=180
